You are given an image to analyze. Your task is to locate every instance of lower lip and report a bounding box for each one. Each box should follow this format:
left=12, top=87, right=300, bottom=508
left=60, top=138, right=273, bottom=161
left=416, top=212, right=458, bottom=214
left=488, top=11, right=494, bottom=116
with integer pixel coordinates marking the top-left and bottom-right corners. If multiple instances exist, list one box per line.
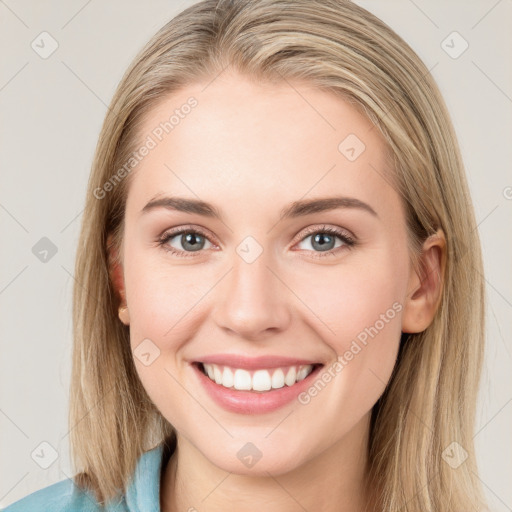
left=192, top=363, right=324, bottom=414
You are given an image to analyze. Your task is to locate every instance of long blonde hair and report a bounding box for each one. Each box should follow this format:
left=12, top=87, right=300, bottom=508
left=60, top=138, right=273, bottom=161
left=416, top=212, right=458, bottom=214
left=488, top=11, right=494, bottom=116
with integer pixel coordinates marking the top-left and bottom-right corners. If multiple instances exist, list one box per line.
left=70, top=0, right=488, bottom=509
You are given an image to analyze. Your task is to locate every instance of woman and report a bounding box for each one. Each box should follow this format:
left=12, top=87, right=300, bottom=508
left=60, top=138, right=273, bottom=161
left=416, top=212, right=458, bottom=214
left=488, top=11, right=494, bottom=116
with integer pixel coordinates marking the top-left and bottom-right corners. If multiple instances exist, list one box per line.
left=3, top=0, right=488, bottom=510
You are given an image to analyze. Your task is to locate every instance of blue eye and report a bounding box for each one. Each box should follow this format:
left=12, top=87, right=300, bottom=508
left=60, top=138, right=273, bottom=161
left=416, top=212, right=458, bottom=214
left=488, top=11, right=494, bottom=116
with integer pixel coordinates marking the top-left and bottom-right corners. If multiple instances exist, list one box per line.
left=295, top=225, right=355, bottom=258
left=301, top=226, right=355, bottom=257
left=158, top=224, right=356, bottom=259
left=159, top=228, right=213, bottom=257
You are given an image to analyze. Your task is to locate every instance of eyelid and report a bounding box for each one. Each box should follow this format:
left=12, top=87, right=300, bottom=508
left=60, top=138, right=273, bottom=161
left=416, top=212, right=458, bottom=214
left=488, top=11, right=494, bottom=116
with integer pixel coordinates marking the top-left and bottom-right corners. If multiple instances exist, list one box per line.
left=158, top=223, right=356, bottom=258
left=160, top=224, right=217, bottom=243
left=290, top=223, right=355, bottom=247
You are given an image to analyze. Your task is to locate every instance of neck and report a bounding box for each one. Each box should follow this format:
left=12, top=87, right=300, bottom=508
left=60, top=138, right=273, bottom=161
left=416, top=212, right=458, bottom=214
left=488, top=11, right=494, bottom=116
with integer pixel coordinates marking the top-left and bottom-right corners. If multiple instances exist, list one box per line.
left=160, top=413, right=373, bottom=512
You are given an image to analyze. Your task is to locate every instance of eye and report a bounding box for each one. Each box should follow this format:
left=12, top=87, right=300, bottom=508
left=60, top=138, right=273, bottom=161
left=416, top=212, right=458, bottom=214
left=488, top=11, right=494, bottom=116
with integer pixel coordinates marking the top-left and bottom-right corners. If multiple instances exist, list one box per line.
left=158, top=224, right=356, bottom=259
left=158, top=226, right=215, bottom=258
left=294, top=225, right=356, bottom=259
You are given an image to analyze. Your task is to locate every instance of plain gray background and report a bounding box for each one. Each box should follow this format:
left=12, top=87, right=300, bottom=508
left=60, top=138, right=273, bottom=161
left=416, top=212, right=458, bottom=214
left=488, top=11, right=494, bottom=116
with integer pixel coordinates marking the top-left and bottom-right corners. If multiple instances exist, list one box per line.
left=1, top=0, right=511, bottom=509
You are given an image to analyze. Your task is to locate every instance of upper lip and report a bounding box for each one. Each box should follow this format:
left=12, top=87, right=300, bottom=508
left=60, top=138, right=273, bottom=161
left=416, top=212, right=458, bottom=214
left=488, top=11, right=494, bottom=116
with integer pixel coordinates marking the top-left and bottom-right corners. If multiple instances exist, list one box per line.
left=193, top=354, right=323, bottom=370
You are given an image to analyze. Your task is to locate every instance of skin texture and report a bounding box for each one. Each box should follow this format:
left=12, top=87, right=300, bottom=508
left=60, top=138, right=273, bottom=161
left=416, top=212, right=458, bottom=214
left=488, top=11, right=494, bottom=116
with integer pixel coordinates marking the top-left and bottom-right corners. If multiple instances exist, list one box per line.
left=112, top=71, right=445, bottom=512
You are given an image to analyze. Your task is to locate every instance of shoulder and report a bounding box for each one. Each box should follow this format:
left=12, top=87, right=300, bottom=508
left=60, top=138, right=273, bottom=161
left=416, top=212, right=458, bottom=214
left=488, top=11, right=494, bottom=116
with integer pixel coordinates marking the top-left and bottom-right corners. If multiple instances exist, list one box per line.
left=1, top=439, right=173, bottom=512
left=0, top=477, right=119, bottom=512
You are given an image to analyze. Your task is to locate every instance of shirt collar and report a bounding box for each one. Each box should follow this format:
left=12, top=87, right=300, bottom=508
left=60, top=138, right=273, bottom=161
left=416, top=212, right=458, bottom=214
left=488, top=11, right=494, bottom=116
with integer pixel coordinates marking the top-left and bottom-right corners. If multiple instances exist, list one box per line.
left=125, top=443, right=166, bottom=512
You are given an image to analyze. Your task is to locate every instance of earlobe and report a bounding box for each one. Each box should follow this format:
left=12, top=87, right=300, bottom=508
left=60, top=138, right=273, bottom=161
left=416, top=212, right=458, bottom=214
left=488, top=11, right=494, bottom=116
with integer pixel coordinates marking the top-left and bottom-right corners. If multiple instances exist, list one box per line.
left=118, top=305, right=130, bottom=325
left=107, top=234, right=130, bottom=325
left=401, top=228, right=446, bottom=334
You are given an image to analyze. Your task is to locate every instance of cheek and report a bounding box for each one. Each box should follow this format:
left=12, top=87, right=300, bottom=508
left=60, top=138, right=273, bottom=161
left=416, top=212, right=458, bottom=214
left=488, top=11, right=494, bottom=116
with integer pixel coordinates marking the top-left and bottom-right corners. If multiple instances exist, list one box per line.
left=122, top=249, right=210, bottom=424
left=291, top=255, right=405, bottom=413
left=294, top=253, right=405, bottom=344
left=123, top=244, right=212, bottom=342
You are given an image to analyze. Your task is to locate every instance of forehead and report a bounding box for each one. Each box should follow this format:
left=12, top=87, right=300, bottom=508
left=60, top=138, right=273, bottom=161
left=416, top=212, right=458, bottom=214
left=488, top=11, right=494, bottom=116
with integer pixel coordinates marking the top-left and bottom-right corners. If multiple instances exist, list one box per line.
left=126, top=71, right=398, bottom=222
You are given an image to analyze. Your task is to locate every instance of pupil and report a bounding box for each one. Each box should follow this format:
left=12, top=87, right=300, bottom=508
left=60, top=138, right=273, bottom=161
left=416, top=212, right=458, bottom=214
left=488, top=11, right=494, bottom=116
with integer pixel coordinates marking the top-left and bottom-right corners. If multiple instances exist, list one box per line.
left=313, top=233, right=334, bottom=252
left=183, top=233, right=203, bottom=251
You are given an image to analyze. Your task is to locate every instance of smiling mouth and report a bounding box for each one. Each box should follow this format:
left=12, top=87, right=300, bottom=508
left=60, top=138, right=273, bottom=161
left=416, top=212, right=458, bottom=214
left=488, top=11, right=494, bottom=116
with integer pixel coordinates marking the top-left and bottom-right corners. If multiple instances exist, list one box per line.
left=194, top=362, right=323, bottom=393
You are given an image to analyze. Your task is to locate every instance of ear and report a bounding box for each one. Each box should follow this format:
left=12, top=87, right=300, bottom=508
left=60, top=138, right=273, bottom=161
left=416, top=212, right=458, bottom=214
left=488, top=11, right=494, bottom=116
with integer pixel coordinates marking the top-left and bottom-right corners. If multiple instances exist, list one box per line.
left=107, top=233, right=130, bottom=326
left=402, top=228, right=446, bottom=334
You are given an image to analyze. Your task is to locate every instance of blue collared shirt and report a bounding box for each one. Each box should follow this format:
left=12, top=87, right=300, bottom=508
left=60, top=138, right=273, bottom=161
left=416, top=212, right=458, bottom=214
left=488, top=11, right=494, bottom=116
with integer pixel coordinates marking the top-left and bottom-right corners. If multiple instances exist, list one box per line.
left=1, top=443, right=168, bottom=512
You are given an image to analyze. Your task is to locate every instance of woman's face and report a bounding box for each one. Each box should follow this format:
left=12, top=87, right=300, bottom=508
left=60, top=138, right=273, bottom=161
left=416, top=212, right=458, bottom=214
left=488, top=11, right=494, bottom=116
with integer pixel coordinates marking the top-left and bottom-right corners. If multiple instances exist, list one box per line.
left=117, top=71, right=414, bottom=475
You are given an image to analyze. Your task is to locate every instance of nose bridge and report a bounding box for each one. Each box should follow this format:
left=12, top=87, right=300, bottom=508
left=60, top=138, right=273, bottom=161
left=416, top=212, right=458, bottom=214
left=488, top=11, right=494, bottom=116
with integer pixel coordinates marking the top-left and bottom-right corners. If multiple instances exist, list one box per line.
left=232, top=248, right=272, bottom=301
left=213, top=241, right=291, bottom=338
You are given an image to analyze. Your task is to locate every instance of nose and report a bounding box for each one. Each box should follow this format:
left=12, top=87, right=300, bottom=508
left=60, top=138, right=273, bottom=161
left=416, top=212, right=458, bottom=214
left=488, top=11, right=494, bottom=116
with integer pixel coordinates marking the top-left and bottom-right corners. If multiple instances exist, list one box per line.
left=212, top=250, right=292, bottom=340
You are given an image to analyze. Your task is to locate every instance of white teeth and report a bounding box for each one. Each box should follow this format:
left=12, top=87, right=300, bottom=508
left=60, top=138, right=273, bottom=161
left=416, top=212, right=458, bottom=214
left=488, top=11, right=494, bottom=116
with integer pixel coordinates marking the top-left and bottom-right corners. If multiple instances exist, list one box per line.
left=233, top=369, right=252, bottom=390
left=201, top=363, right=315, bottom=391
left=213, top=365, right=222, bottom=385
left=271, top=368, right=285, bottom=389
left=222, top=366, right=234, bottom=388
left=284, top=366, right=297, bottom=386
left=296, top=366, right=310, bottom=381
left=252, top=370, right=272, bottom=391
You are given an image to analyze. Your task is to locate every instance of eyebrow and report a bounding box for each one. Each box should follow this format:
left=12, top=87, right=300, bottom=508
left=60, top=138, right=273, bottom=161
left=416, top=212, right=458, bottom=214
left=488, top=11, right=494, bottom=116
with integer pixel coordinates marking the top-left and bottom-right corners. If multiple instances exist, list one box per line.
left=141, top=195, right=378, bottom=221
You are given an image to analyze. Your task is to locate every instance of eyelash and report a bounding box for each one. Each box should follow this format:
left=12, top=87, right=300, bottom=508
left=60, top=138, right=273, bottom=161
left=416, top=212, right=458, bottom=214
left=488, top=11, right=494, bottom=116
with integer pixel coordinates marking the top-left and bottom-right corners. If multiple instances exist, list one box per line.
left=157, top=224, right=356, bottom=259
